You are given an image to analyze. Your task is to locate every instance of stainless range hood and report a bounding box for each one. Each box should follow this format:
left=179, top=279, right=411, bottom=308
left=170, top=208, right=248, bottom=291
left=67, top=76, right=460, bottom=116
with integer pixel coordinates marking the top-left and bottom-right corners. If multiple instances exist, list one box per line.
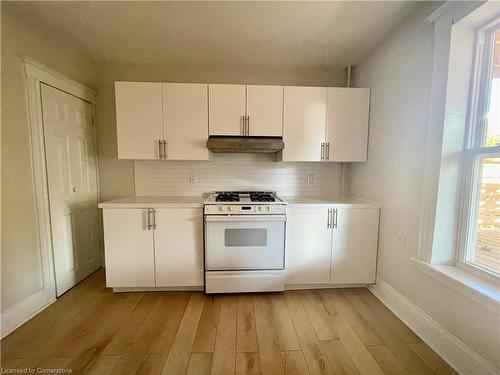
left=207, top=136, right=285, bottom=153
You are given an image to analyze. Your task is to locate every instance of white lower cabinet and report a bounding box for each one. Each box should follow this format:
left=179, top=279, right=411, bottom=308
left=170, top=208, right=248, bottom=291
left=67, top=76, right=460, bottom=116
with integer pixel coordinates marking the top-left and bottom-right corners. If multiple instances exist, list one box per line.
left=286, top=206, right=379, bottom=286
left=331, top=208, right=379, bottom=284
left=154, top=208, right=204, bottom=287
left=103, top=209, right=155, bottom=287
left=285, top=208, right=332, bottom=285
left=102, top=207, right=203, bottom=289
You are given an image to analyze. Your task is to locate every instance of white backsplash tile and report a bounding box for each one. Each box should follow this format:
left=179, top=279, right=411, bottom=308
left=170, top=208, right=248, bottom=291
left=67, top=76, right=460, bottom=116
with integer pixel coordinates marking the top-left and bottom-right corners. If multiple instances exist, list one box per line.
left=134, top=154, right=342, bottom=196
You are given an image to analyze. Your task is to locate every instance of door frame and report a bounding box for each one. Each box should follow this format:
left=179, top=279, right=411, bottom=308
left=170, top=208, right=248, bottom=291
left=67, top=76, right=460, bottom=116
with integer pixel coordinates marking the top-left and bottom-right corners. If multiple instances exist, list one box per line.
left=2, top=58, right=98, bottom=336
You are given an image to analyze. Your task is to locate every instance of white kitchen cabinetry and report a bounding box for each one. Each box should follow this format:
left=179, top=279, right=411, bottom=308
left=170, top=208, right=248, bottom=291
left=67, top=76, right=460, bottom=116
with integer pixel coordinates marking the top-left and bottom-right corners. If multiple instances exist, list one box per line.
left=163, top=83, right=209, bottom=160
left=103, top=208, right=155, bottom=287
left=102, top=207, right=204, bottom=289
left=282, top=86, right=327, bottom=161
left=209, top=84, right=283, bottom=137
left=282, top=86, right=370, bottom=162
left=331, top=208, right=379, bottom=284
left=285, top=206, right=379, bottom=286
left=285, top=207, right=332, bottom=285
left=115, top=82, right=209, bottom=160
left=247, top=85, right=283, bottom=136
left=154, top=208, right=204, bottom=287
left=115, top=82, right=163, bottom=160
left=209, top=84, right=246, bottom=136
left=326, top=88, right=370, bottom=162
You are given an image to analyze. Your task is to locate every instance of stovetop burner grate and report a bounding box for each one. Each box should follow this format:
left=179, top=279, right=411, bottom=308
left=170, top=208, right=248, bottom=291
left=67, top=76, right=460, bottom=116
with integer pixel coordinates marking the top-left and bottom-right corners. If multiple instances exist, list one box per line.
left=213, top=191, right=278, bottom=203
left=215, top=192, right=240, bottom=202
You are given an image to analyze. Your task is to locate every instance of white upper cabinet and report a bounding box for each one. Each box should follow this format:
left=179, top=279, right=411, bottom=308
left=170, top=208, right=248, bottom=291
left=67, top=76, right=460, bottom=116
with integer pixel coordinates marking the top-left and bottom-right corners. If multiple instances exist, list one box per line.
left=163, top=83, right=209, bottom=160
left=209, top=84, right=246, bottom=136
left=330, top=208, right=379, bottom=284
left=282, top=86, right=327, bottom=161
left=246, top=85, right=283, bottom=136
left=326, top=88, right=370, bottom=162
left=115, top=82, right=163, bottom=160
left=115, top=81, right=370, bottom=162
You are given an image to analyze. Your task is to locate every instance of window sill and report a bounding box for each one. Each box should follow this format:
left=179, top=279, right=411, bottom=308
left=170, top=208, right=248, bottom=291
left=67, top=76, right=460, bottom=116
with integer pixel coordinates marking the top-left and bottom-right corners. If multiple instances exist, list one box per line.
left=411, top=258, right=500, bottom=314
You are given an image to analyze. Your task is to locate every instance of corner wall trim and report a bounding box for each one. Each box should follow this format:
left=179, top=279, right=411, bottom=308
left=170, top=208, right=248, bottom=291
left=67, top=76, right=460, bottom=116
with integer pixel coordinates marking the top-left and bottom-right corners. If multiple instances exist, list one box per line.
left=0, top=59, right=98, bottom=339
left=369, top=280, right=499, bottom=375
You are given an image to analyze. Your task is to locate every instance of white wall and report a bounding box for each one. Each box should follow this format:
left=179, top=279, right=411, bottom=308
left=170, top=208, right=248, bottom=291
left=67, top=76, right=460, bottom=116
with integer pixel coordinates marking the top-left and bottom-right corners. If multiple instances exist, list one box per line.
left=1, top=5, right=95, bottom=311
left=349, top=6, right=500, bottom=371
left=94, top=61, right=347, bottom=201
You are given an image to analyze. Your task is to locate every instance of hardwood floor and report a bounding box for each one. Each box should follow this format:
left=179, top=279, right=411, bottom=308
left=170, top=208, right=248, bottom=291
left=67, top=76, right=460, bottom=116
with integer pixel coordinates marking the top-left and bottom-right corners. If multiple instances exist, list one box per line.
left=0, top=269, right=457, bottom=375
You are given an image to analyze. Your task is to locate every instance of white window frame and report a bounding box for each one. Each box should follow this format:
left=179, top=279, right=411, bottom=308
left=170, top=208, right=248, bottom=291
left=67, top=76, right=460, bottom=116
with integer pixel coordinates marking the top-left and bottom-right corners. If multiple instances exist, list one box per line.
left=458, top=19, right=500, bottom=281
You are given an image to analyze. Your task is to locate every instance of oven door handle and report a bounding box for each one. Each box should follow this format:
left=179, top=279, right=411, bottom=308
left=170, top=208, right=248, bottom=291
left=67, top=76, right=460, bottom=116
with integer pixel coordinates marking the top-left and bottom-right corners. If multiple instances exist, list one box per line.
left=205, top=215, right=286, bottom=222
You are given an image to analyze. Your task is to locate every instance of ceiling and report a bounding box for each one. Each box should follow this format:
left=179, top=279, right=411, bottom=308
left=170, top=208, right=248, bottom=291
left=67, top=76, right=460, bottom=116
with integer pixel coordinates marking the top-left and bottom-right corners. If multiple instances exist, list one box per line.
left=5, top=1, right=427, bottom=69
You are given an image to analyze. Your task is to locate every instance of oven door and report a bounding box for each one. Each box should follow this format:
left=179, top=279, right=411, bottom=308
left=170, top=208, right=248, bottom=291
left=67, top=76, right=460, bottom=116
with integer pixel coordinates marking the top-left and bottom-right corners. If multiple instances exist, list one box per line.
left=205, top=215, right=285, bottom=270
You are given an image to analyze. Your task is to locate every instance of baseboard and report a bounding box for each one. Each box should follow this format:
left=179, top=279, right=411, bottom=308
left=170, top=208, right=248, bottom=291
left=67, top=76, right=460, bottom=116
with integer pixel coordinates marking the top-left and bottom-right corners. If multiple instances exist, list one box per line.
left=1, top=288, right=55, bottom=338
left=113, top=286, right=204, bottom=292
left=369, top=281, right=499, bottom=375
left=285, top=283, right=369, bottom=290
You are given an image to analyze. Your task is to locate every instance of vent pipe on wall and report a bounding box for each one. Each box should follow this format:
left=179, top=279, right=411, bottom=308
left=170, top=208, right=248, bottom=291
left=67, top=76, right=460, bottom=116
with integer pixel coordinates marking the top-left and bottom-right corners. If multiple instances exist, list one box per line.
left=341, top=65, right=353, bottom=197
left=346, top=65, right=352, bottom=88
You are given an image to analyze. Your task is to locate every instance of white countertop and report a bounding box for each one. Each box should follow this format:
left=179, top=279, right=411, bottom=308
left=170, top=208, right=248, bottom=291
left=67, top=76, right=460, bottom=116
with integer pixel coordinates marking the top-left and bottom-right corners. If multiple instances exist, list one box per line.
left=98, top=195, right=205, bottom=208
left=99, top=195, right=380, bottom=209
left=281, top=196, right=381, bottom=208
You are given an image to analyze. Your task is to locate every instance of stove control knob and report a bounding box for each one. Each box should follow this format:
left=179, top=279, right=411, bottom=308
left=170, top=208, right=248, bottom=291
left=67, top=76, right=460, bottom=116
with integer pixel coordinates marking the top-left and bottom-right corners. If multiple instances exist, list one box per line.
left=257, top=206, right=263, bottom=211
left=227, top=206, right=233, bottom=211
left=218, top=206, right=224, bottom=212
left=266, top=206, right=271, bottom=211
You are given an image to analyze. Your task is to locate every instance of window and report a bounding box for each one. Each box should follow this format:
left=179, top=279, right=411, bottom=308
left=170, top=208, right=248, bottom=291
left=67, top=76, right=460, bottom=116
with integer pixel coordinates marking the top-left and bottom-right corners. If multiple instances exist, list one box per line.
left=462, top=25, right=500, bottom=277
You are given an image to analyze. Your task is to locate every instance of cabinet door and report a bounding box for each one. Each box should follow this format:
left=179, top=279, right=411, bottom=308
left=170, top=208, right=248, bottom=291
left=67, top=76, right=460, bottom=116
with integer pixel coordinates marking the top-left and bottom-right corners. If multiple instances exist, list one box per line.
left=282, top=86, right=327, bottom=161
left=247, top=85, right=283, bottom=136
left=285, top=207, right=332, bottom=285
left=326, top=88, right=370, bottom=162
left=102, top=209, right=155, bottom=287
left=331, top=208, right=379, bottom=284
left=163, top=83, right=209, bottom=160
left=154, top=208, right=204, bottom=287
left=115, top=82, right=163, bottom=160
left=209, top=84, right=246, bottom=136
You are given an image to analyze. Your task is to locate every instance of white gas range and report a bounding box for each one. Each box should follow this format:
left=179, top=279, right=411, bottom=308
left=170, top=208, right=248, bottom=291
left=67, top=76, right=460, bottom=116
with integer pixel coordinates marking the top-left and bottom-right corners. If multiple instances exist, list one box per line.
left=204, top=191, right=287, bottom=293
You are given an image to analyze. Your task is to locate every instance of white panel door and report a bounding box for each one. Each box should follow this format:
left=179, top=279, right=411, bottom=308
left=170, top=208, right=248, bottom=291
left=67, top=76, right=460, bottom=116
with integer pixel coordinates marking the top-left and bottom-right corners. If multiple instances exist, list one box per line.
left=209, top=84, right=246, bottom=136
left=247, top=85, right=283, bottom=136
left=285, top=208, right=332, bottom=285
left=154, top=208, right=204, bottom=287
left=282, top=86, right=327, bottom=161
left=115, top=81, right=163, bottom=159
left=331, top=208, right=379, bottom=284
left=102, top=209, right=155, bottom=287
left=41, top=84, right=101, bottom=296
left=163, top=83, right=209, bottom=160
left=326, top=88, right=370, bottom=162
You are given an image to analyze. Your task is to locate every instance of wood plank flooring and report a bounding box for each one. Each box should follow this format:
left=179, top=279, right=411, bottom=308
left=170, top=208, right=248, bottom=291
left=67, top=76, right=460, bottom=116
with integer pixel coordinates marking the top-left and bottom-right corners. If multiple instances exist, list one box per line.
left=0, top=269, right=457, bottom=375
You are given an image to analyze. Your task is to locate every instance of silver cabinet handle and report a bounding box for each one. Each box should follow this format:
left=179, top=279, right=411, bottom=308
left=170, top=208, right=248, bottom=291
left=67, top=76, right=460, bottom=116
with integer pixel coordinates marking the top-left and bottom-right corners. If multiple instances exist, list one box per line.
left=327, top=208, right=332, bottom=228
left=246, top=115, right=250, bottom=136
left=333, top=209, right=338, bottom=229
left=325, top=142, right=330, bottom=161
left=320, top=143, right=325, bottom=161
left=240, top=116, right=244, bottom=135
left=158, top=139, right=163, bottom=159
left=147, top=208, right=151, bottom=230
left=163, top=140, right=167, bottom=159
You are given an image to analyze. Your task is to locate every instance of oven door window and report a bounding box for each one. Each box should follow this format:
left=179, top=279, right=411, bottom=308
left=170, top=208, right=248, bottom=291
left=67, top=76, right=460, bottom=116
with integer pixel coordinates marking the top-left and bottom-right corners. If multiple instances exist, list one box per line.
left=225, top=228, right=267, bottom=247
